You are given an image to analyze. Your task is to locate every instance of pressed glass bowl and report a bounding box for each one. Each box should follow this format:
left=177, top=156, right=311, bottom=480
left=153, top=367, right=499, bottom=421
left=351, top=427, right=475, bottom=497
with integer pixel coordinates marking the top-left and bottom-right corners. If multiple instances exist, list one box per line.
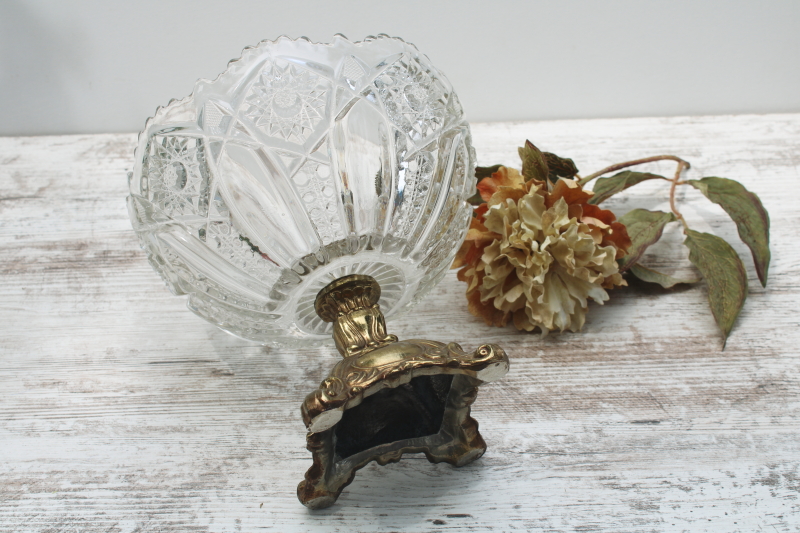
left=127, top=35, right=475, bottom=344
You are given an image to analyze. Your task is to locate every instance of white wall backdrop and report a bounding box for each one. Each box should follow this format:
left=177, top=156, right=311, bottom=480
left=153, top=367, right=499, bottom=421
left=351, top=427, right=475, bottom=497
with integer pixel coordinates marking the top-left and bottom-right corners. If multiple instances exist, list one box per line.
left=1, top=0, right=799, bottom=136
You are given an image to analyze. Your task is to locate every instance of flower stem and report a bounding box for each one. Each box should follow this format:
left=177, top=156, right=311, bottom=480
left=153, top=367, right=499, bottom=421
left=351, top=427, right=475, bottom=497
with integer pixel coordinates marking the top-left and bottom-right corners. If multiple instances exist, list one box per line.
left=670, top=160, right=690, bottom=230
left=578, top=155, right=690, bottom=186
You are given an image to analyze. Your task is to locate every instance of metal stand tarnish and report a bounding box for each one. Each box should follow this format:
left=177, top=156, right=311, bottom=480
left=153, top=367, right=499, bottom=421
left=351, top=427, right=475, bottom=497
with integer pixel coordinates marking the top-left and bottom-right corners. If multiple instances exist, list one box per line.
left=297, top=274, right=510, bottom=509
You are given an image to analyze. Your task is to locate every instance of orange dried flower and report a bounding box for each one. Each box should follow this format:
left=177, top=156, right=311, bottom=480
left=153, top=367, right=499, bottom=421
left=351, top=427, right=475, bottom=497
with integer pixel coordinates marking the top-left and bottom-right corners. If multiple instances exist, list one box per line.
left=453, top=167, right=631, bottom=333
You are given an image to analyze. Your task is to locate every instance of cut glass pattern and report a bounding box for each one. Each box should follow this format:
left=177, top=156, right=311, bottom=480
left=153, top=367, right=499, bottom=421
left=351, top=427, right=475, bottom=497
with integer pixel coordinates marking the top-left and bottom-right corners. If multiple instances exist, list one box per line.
left=206, top=220, right=282, bottom=286
left=144, top=136, right=209, bottom=218
left=291, top=160, right=344, bottom=245
left=243, top=62, right=329, bottom=143
left=375, top=56, right=448, bottom=142
left=128, top=35, right=475, bottom=345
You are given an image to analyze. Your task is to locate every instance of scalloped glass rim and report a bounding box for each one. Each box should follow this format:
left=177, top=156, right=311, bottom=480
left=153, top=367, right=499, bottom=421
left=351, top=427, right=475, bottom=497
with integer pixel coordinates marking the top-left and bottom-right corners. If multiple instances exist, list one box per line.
left=127, top=34, right=475, bottom=346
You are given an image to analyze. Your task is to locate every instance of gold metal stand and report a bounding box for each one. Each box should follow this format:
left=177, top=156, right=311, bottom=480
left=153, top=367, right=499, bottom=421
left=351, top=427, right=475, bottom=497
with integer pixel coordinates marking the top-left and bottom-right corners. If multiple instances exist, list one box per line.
left=297, top=275, right=509, bottom=509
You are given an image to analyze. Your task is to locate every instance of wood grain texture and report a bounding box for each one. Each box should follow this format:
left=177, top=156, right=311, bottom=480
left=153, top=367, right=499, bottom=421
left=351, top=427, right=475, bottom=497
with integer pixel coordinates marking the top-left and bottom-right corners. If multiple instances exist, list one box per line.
left=1, top=114, right=799, bottom=532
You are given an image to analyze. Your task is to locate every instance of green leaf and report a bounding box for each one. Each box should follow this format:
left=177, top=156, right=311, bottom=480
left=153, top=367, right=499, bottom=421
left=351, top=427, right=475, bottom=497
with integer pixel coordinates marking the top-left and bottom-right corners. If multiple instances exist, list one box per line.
left=475, top=164, right=503, bottom=181
left=629, top=263, right=699, bottom=288
left=518, top=140, right=549, bottom=182
left=466, top=191, right=484, bottom=206
left=617, top=209, right=677, bottom=272
left=687, top=177, right=770, bottom=287
left=588, top=171, right=666, bottom=205
left=543, top=152, right=579, bottom=183
left=684, top=230, right=749, bottom=344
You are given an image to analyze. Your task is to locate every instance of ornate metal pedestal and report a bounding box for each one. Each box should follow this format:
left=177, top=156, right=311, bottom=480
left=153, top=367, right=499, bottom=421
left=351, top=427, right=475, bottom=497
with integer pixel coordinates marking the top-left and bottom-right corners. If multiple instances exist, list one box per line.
left=297, top=275, right=509, bottom=509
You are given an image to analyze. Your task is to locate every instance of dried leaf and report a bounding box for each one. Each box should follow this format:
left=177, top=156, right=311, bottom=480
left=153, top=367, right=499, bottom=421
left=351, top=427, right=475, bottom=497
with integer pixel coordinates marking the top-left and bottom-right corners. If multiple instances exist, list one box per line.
left=518, top=140, right=549, bottom=182
left=543, top=152, right=579, bottom=182
left=588, top=171, right=665, bottom=205
left=475, top=164, right=503, bottom=181
left=468, top=165, right=504, bottom=205
left=617, top=209, right=676, bottom=272
left=629, top=263, right=699, bottom=288
left=684, top=230, right=748, bottom=344
left=687, top=177, right=770, bottom=287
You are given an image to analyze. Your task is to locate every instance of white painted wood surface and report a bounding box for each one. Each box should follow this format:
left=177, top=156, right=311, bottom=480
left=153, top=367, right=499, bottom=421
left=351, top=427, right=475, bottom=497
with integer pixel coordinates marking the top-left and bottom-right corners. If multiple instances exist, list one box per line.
left=1, top=114, right=799, bottom=532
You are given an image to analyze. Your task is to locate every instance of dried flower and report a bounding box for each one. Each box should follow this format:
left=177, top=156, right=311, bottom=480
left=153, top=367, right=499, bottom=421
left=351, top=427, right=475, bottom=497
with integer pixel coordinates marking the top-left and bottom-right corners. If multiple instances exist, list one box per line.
left=453, top=166, right=631, bottom=333
left=455, top=139, right=771, bottom=345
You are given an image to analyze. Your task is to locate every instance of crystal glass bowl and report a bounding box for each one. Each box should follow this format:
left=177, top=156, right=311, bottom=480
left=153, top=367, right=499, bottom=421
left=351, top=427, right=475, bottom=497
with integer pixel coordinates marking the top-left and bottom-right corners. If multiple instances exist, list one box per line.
left=127, top=35, right=475, bottom=344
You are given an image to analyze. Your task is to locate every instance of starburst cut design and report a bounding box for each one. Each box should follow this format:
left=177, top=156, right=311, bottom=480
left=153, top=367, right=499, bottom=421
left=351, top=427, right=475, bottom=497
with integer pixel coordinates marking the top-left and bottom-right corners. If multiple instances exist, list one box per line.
left=146, top=137, right=208, bottom=218
left=243, top=63, right=328, bottom=143
left=375, top=57, right=448, bottom=141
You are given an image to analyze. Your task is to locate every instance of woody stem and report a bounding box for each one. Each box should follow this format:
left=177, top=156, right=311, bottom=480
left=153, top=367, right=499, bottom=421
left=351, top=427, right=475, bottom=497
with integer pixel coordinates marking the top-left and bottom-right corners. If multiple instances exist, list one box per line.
left=670, top=161, right=690, bottom=230
left=578, top=155, right=690, bottom=186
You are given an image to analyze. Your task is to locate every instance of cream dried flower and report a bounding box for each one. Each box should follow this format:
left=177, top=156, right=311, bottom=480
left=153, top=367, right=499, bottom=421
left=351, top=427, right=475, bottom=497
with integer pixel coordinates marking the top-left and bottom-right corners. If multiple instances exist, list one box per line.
left=454, top=167, right=631, bottom=333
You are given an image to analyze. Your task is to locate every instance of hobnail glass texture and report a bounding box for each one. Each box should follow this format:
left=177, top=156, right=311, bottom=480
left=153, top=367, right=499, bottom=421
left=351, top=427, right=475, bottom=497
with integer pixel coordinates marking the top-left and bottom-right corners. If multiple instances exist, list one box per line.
left=127, top=35, right=475, bottom=344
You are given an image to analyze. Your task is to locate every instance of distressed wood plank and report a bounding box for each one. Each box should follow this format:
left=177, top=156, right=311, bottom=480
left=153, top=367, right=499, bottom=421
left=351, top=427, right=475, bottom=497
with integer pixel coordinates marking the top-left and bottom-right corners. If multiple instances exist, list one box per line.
left=1, top=114, right=799, bottom=532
